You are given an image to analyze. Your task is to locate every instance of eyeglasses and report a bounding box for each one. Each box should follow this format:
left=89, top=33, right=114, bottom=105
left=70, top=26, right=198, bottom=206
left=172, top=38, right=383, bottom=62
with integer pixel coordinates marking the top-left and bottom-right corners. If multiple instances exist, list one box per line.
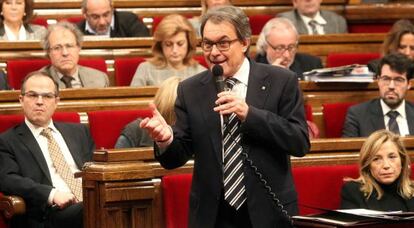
left=86, top=11, right=112, bottom=21
left=378, top=76, right=407, bottom=86
left=49, top=43, right=78, bottom=53
left=200, top=39, right=239, bottom=52
left=266, top=39, right=298, bottom=54
left=22, top=91, right=57, bottom=100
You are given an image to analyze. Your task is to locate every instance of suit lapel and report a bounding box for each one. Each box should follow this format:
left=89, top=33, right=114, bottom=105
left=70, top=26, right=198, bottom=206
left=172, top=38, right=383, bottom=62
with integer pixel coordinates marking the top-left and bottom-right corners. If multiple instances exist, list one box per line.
left=245, top=61, right=271, bottom=110
left=54, top=123, right=83, bottom=168
left=369, top=99, right=386, bottom=132
left=17, top=123, right=52, bottom=184
left=405, top=102, right=414, bottom=135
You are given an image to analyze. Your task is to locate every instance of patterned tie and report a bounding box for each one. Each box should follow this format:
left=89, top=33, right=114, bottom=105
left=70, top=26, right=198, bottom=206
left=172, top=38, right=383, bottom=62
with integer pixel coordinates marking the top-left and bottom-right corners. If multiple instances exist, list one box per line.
left=41, top=128, right=82, bottom=201
left=308, top=20, right=319, bottom=35
left=61, top=75, right=73, bottom=88
left=387, top=111, right=400, bottom=135
left=223, top=78, right=246, bottom=210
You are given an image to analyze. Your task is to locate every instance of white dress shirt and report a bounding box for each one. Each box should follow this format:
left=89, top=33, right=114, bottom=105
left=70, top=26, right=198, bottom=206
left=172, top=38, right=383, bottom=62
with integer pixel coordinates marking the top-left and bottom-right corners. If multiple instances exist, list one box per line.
left=299, top=11, right=327, bottom=35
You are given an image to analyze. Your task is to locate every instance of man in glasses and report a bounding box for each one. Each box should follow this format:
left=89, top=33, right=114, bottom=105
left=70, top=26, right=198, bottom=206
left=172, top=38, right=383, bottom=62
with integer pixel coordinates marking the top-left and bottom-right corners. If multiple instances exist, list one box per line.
left=255, top=17, right=322, bottom=79
left=0, top=71, right=95, bottom=227
left=343, top=53, right=414, bottom=137
left=140, top=6, right=309, bottom=228
left=39, top=21, right=109, bottom=89
left=77, top=0, right=149, bottom=37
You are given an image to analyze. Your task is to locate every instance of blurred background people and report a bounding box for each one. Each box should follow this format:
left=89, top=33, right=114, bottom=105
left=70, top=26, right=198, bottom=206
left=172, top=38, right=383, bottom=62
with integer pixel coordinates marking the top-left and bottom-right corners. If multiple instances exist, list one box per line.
left=341, top=130, right=414, bottom=211
left=278, top=0, right=347, bottom=35
left=368, top=19, right=414, bottom=74
left=0, top=70, right=9, bottom=90
left=78, top=0, right=149, bottom=37
left=189, top=0, right=232, bottom=36
left=115, top=76, right=181, bottom=148
left=130, top=14, right=205, bottom=87
left=0, top=0, right=46, bottom=40
left=39, top=21, right=109, bottom=88
left=255, top=17, right=323, bottom=79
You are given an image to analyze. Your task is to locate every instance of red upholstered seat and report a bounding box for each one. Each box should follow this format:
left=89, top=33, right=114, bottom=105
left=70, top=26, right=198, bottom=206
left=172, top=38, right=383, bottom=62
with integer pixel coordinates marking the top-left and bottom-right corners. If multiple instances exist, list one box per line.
left=87, top=110, right=152, bottom=149
left=7, top=59, right=50, bottom=90
left=78, top=58, right=108, bottom=74
left=60, top=16, right=84, bottom=24
left=162, top=173, right=192, bottom=228
left=114, top=57, right=146, bottom=86
left=322, top=102, right=356, bottom=138
left=0, top=112, right=80, bottom=133
left=194, top=55, right=208, bottom=68
left=292, top=164, right=359, bottom=215
left=248, top=14, right=274, bottom=35
left=31, top=17, right=48, bottom=27
left=304, top=104, right=313, bottom=122
left=348, top=23, right=393, bottom=33
left=326, top=53, right=381, bottom=68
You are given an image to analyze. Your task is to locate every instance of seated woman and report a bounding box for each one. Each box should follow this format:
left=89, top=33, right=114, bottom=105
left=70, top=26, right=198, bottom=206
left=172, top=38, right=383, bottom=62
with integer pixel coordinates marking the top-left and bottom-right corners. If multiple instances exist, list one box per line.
left=130, top=14, right=206, bottom=87
left=0, top=0, right=46, bottom=40
left=341, top=130, right=414, bottom=211
left=368, top=19, right=414, bottom=74
left=115, top=76, right=181, bottom=148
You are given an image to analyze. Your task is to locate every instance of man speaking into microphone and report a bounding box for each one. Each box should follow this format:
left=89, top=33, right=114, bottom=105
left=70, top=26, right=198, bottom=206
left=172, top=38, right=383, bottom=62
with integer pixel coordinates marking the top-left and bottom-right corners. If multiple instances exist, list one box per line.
left=140, top=6, right=309, bottom=228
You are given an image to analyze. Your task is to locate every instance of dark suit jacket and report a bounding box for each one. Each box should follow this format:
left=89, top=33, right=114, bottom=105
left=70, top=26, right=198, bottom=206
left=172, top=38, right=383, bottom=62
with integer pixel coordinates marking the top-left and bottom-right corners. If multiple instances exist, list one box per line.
left=77, top=11, right=149, bottom=37
left=367, top=58, right=381, bottom=75
left=155, top=60, right=310, bottom=228
left=0, top=70, right=9, bottom=90
left=255, top=52, right=323, bottom=79
left=341, top=181, right=414, bottom=211
left=0, top=122, right=95, bottom=226
left=342, top=99, right=414, bottom=137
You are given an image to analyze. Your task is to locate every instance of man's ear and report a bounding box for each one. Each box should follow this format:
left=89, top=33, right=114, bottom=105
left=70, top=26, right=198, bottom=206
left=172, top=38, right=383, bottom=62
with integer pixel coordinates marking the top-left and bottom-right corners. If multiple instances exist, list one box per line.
left=241, top=39, right=251, bottom=53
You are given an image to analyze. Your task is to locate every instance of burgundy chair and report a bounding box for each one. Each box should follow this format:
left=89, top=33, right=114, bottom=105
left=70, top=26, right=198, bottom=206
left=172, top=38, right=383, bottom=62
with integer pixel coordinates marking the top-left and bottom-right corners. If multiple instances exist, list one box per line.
left=322, top=102, right=356, bottom=138
left=6, top=59, right=50, bottom=90
left=194, top=55, right=208, bottom=68
left=78, top=58, right=108, bottom=74
left=31, top=17, right=48, bottom=27
left=114, top=57, right=146, bottom=86
left=59, top=16, right=84, bottom=24
left=326, top=53, right=381, bottom=68
left=248, top=14, right=274, bottom=35
left=87, top=109, right=152, bottom=149
left=348, top=23, right=393, bottom=33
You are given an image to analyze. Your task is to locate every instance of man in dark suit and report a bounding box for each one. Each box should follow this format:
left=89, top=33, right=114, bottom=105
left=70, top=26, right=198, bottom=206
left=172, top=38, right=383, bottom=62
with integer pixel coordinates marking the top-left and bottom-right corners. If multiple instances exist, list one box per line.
left=77, top=0, right=149, bottom=37
left=140, top=6, right=309, bottom=228
left=255, top=17, right=323, bottom=79
left=0, top=71, right=95, bottom=228
left=278, top=0, right=347, bottom=35
left=343, top=53, right=414, bottom=137
left=0, top=70, right=9, bottom=90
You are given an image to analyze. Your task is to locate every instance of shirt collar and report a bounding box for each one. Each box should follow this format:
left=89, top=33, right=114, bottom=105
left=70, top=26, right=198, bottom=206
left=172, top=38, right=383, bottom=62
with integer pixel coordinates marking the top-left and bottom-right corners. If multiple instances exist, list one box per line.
left=230, top=57, right=250, bottom=86
left=380, top=99, right=406, bottom=119
left=299, top=11, right=327, bottom=25
left=85, top=13, right=115, bottom=37
left=25, top=118, right=58, bottom=138
left=4, top=24, right=27, bottom=41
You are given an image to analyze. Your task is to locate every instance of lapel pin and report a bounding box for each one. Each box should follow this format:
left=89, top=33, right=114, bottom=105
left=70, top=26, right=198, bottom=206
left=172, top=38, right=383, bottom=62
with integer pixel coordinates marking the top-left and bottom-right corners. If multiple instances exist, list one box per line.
left=261, top=86, right=266, bottom=90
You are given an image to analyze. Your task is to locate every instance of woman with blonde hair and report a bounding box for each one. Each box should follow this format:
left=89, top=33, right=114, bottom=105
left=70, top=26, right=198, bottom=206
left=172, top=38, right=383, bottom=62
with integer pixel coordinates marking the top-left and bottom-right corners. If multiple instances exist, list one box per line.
left=130, top=14, right=205, bottom=87
left=116, top=76, right=181, bottom=148
left=341, top=130, right=414, bottom=211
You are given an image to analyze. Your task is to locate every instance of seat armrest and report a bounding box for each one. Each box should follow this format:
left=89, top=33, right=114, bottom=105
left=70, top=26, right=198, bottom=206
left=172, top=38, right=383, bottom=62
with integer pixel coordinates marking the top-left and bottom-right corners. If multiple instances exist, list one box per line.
left=0, top=194, right=26, bottom=219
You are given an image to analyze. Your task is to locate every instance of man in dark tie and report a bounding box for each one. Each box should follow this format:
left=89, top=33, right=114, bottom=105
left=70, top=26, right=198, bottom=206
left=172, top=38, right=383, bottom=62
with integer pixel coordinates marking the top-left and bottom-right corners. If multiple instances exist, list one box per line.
left=0, top=71, right=95, bottom=227
left=140, top=6, right=309, bottom=228
left=343, top=53, right=414, bottom=137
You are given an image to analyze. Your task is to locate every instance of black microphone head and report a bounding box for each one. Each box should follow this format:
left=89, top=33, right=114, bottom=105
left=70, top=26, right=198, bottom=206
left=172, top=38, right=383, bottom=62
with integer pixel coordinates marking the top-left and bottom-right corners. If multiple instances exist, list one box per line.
left=212, top=64, right=223, bottom=77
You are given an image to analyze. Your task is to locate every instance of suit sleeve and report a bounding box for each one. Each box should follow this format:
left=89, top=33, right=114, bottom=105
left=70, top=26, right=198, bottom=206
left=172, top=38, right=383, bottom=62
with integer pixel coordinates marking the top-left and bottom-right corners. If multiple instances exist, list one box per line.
left=342, top=107, right=360, bottom=137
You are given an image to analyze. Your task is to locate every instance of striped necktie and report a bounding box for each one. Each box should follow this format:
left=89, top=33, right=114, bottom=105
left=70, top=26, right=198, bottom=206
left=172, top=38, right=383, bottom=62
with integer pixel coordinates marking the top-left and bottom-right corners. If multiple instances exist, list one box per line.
left=61, top=75, right=73, bottom=88
left=309, top=20, right=319, bottom=35
left=387, top=110, right=400, bottom=135
left=223, top=78, right=246, bottom=210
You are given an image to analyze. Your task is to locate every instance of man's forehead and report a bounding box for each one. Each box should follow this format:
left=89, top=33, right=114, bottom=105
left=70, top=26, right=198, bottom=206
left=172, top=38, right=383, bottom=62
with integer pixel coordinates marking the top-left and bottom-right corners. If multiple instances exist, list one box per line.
left=203, top=20, right=237, bottom=40
left=381, top=65, right=408, bottom=78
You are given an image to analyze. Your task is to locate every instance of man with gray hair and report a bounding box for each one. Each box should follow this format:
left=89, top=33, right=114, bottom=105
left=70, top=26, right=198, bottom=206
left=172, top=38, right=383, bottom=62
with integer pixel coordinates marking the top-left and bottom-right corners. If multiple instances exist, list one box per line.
left=255, top=17, right=322, bottom=79
left=77, top=0, right=149, bottom=37
left=39, top=21, right=109, bottom=89
left=140, top=5, right=309, bottom=228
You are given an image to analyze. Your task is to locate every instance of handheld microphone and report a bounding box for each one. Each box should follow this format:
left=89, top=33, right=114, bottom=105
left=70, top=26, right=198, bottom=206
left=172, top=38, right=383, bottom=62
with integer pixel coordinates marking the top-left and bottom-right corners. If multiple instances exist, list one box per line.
left=212, top=64, right=229, bottom=124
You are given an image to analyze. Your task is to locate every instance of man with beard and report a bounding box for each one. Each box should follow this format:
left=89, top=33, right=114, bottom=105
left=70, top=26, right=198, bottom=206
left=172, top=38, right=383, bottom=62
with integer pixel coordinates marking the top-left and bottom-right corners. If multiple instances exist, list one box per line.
left=342, top=53, right=414, bottom=137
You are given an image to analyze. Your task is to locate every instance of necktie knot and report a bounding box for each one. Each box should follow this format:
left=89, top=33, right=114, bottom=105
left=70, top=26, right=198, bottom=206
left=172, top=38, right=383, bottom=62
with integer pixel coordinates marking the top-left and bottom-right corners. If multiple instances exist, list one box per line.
left=40, top=128, right=52, bottom=138
left=225, top=78, right=238, bottom=90
left=308, top=20, right=319, bottom=35
left=61, top=75, right=73, bottom=88
left=387, top=110, right=399, bottom=119
left=387, top=110, right=400, bottom=135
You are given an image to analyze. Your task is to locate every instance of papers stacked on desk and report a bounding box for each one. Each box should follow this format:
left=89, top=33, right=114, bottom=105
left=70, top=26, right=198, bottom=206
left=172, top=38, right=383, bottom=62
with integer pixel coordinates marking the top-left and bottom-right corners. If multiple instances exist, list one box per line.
left=303, top=64, right=375, bottom=83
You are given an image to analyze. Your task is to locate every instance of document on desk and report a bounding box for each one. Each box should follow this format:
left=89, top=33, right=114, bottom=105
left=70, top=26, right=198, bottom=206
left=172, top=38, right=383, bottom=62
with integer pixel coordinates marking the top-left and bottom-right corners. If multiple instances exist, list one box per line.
left=337, top=209, right=414, bottom=220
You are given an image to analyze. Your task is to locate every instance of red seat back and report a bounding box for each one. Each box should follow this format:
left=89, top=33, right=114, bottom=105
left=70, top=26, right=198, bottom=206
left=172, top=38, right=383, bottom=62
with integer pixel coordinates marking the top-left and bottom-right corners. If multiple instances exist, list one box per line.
left=87, top=110, right=152, bottom=149
left=304, top=104, right=313, bottom=122
left=162, top=173, right=192, bottom=228
left=248, top=14, right=274, bottom=35
left=78, top=58, right=108, bottom=74
left=60, top=16, right=84, bottom=24
left=193, top=55, right=208, bottom=68
left=31, top=17, right=48, bottom=27
left=114, top=57, right=146, bottom=86
left=7, top=59, right=50, bottom=90
left=326, top=53, right=381, bottom=67
left=322, top=102, right=356, bottom=138
left=348, top=23, right=393, bottom=33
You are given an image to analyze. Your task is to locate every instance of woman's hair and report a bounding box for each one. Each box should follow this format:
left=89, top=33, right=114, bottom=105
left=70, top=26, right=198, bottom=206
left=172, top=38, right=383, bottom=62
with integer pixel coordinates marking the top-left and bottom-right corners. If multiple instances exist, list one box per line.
left=0, top=0, right=34, bottom=24
left=149, top=14, right=197, bottom=68
left=348, top=130, right=414, bottom=200
left=382, top=19, right=414, bottom=56
left=153, top=76, right=182, bottom=125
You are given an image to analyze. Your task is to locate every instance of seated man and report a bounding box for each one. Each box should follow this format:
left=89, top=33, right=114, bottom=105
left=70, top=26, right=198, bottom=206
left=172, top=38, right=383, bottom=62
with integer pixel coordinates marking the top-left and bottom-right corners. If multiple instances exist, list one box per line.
left=255, top=17, right=322, bottom=79
left=278, top=0, right=347, bottom=35
left=77, top=0, right=149, bottom=37
left=40, top=21, right=109, bottom=88
left=0, top=70, right=9, bottom=90
left=343, top=53, right=414, bottom=137
left=0, top=71, right=95, bottom=228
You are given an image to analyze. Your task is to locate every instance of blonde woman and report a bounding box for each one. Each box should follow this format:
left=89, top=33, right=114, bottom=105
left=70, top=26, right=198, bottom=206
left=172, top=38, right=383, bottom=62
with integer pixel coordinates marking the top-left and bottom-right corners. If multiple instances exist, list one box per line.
left=116, top=76, right=181, bottom=148
left=341, top=130, right=414, bottom=211
left=130, top=14, right=205, bottom=87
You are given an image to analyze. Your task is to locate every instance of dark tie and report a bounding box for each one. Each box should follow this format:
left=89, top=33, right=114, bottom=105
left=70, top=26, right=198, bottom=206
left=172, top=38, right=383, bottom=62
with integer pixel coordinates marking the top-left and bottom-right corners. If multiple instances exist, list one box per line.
left=61, top=75, right=73, bottom=88
left=387, top=111, right=400, bottom=135
left=309, top=20, right=319, bottom=35
left=223, top=78, right=246, bottom=210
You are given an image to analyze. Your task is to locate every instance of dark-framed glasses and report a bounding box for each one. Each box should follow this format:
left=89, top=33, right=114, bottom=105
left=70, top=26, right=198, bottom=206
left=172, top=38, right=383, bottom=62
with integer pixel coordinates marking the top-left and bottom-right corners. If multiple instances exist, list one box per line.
left=378, top=76, right=407, bottom=86
left=266, top=39, right=298, bottom=54
left=22, top=91, right=57, bottom=100
left=200, top=39, right=239, bottom=52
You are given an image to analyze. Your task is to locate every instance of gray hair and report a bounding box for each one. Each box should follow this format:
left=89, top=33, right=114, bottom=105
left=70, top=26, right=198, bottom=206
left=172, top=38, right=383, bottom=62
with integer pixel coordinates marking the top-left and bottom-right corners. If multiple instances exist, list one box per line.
left=200, top=5, right=251, bottom=42
left=41, top=21, right=84, bottom=52
left=81, top=0, right=113, bottom=13
left=256, top=17, right=298, bottom=55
